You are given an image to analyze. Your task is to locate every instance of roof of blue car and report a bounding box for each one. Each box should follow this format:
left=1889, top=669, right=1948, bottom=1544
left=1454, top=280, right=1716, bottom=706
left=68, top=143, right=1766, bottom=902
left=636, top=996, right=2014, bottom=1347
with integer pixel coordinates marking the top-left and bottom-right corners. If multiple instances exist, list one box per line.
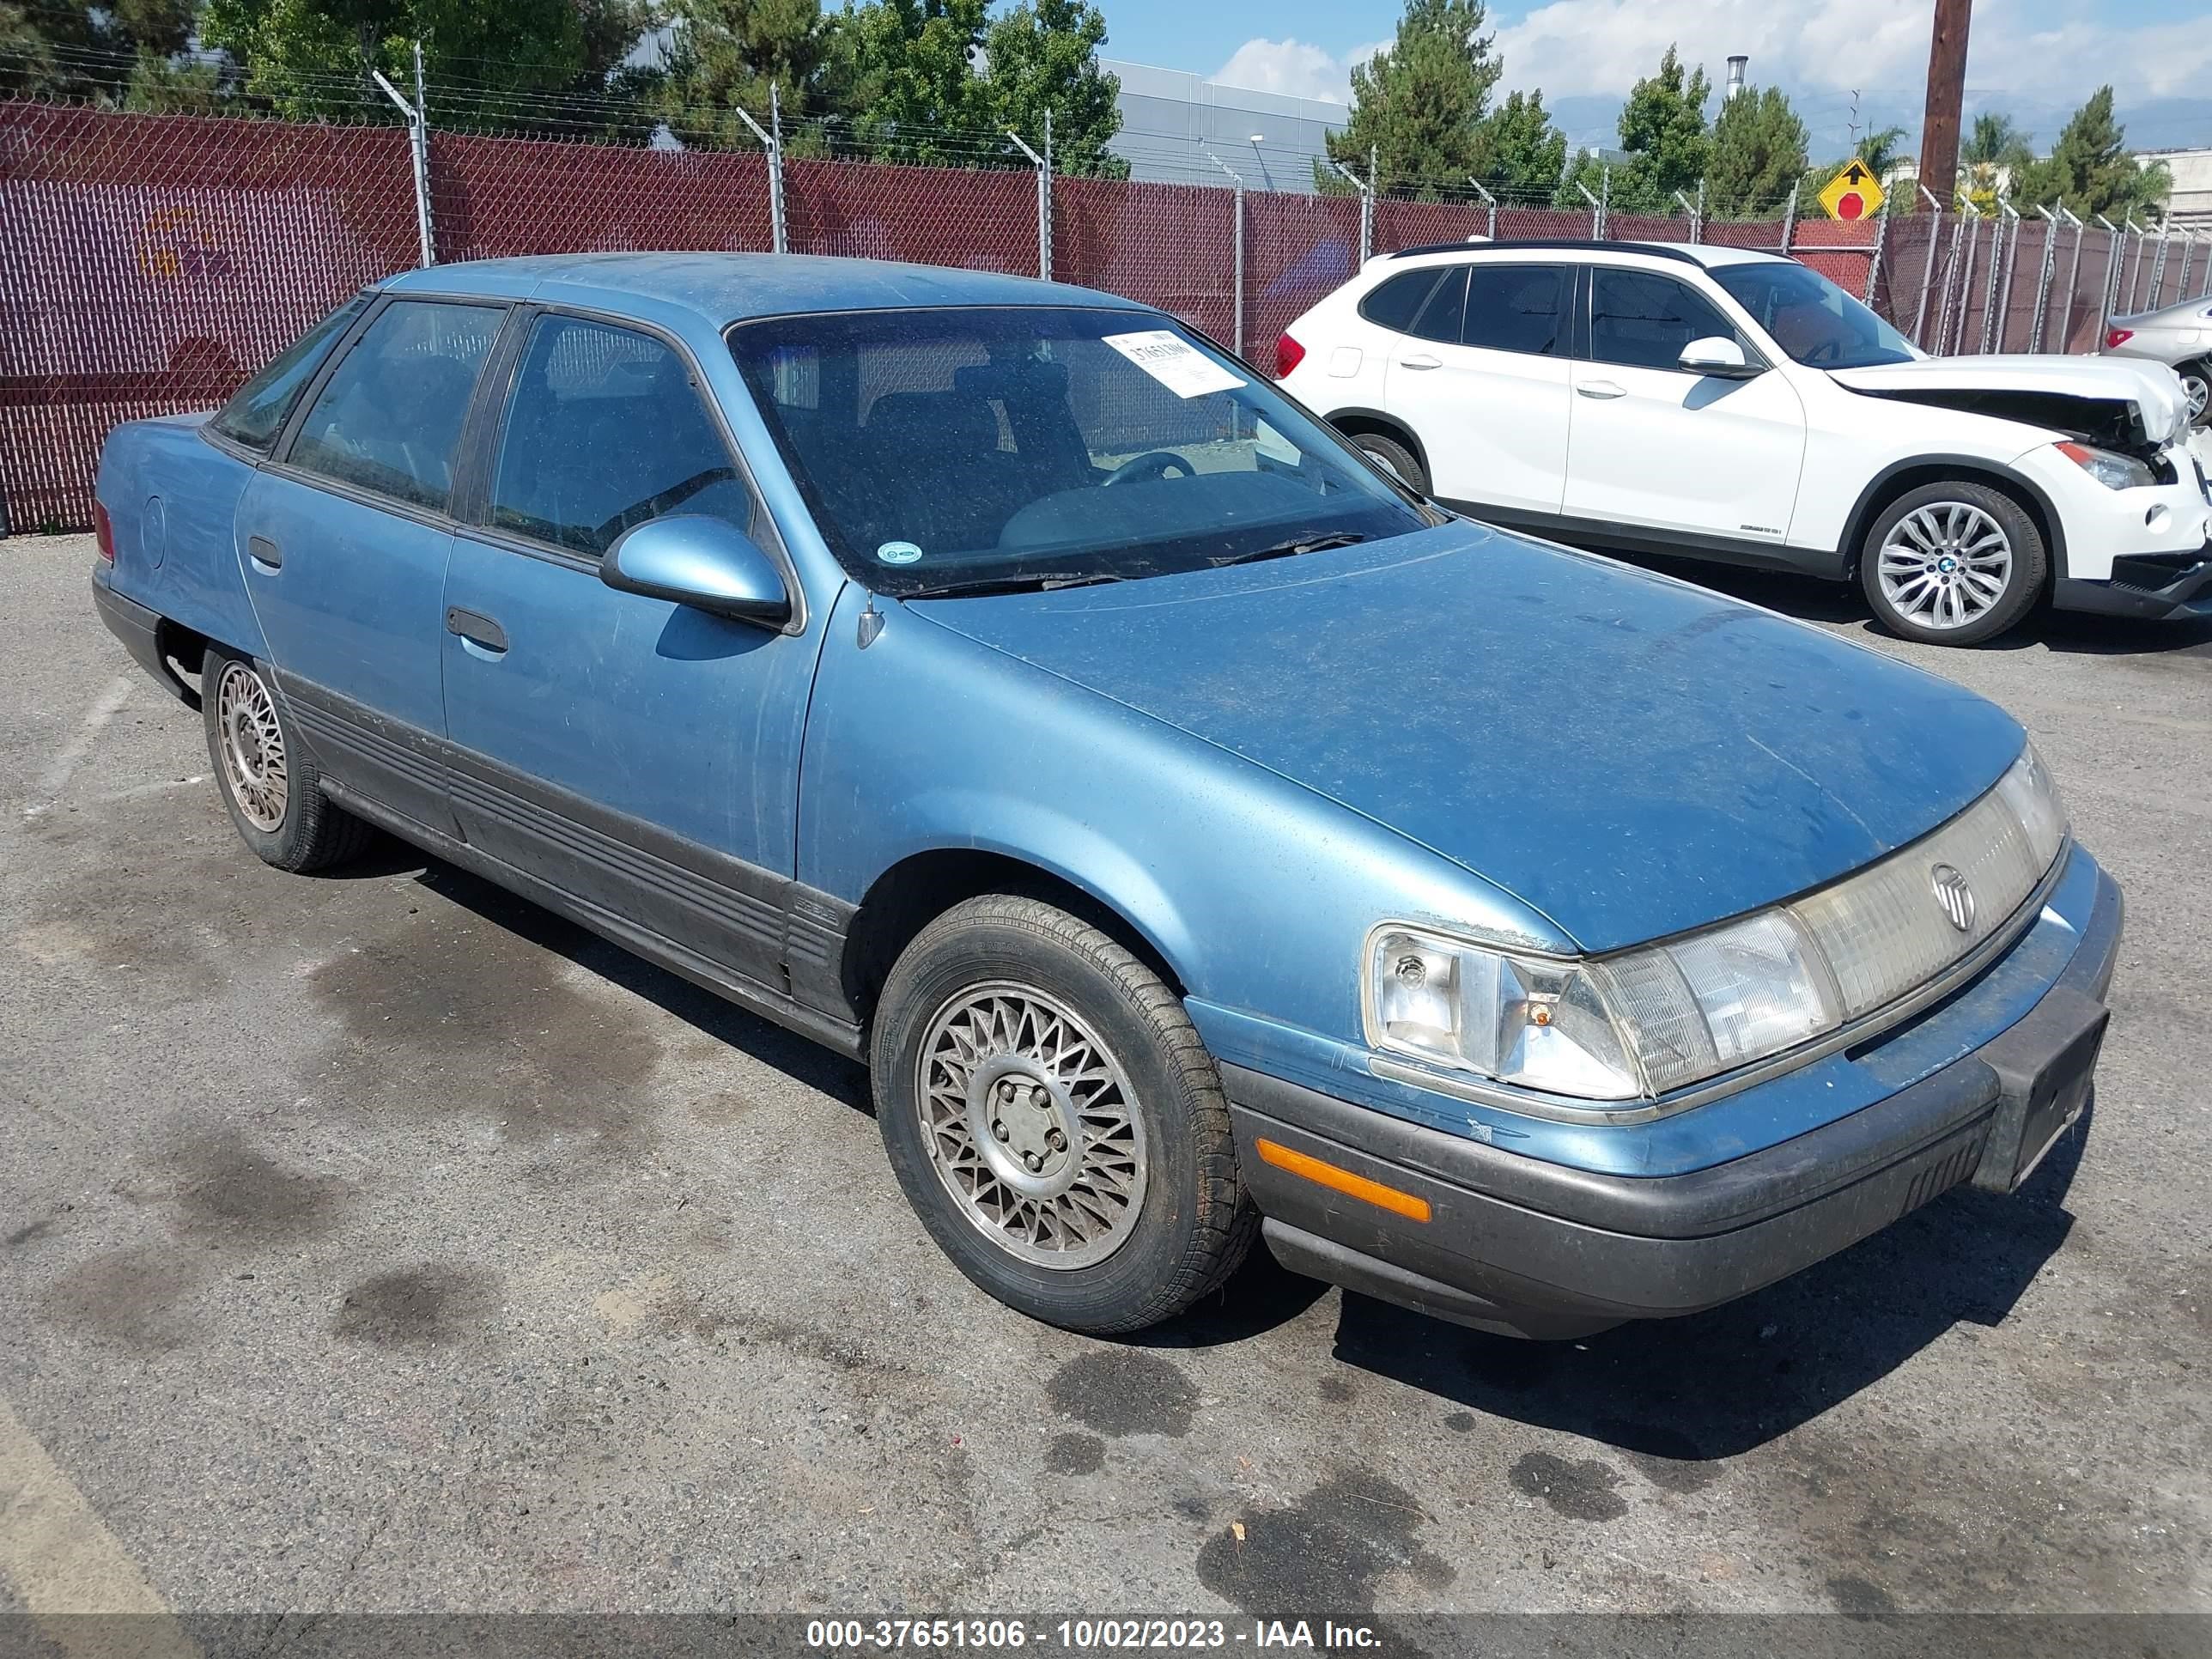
left=381, top=252, right=1150, bottom=325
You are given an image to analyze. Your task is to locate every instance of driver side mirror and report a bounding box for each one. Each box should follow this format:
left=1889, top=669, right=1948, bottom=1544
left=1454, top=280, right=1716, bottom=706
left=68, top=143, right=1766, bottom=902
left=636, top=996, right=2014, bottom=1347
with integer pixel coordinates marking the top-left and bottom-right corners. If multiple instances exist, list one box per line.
left=600, top=515, right=791, bottom=628
left=1679, top=336, right=1762, bottom=380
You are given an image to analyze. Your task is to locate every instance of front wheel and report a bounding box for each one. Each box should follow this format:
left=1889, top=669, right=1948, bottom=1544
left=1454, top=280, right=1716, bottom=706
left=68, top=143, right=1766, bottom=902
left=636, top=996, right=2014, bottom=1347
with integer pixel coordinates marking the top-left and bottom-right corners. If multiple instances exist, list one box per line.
left=203, top=647, right=374, bottom=872
left=1859, top=481, right=2046, bottom=646
left=871, top=895, right=1256, bottom=1334
left=2180, top=359, right=2209, bottom=428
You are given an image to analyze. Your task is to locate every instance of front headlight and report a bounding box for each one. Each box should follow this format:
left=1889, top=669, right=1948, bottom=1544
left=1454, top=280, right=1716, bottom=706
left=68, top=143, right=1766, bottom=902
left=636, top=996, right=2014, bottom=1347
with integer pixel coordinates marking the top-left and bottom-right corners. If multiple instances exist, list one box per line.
left=1365, top=746, right=2069, bottom=1107
left=2057, top=441, right=2155, bottom=490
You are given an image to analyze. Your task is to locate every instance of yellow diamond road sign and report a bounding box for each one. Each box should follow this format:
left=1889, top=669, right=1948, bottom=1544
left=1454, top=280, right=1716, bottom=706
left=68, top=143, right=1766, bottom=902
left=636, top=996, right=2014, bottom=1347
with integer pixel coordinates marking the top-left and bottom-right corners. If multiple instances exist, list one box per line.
left=1819, top=159, right=1885, bottom=222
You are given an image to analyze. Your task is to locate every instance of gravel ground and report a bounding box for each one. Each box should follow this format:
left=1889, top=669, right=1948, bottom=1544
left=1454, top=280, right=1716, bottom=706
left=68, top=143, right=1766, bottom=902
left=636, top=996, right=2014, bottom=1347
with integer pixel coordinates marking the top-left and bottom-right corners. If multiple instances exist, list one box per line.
left=3, top=530, right=2208, bottom=1632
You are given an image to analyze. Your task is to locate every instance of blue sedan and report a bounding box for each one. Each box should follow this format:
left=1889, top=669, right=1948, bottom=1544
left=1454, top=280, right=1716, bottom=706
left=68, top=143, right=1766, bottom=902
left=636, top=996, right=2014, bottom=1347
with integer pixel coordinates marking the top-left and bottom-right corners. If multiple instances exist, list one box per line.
left=90, top=253, right=2120, bottom=1338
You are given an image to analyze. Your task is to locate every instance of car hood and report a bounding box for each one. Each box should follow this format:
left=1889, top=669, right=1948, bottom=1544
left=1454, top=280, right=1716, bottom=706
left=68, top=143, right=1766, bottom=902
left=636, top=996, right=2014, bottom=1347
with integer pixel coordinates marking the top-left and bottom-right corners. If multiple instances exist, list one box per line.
left=912, top=523, right=2025, bottom=953
left=1832, top=354, right=2188, bottom=446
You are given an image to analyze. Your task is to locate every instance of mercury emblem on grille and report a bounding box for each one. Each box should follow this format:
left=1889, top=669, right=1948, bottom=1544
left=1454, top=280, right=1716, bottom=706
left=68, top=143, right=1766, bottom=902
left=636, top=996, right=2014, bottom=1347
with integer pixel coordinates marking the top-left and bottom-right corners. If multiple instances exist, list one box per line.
left=1929, top=863, right=1976, bottom=933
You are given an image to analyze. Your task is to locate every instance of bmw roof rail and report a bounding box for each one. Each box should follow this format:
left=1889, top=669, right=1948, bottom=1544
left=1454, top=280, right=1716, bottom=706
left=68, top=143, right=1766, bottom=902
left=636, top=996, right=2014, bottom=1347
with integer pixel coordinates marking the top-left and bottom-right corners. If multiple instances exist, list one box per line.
left=1387, top=238, right=1708, bottom=264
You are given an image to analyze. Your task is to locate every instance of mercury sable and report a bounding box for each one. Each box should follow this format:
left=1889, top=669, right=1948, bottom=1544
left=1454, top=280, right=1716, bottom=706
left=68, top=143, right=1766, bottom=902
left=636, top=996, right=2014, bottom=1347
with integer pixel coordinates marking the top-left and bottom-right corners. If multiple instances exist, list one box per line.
left=90, top=254, right=2120, bottom=1338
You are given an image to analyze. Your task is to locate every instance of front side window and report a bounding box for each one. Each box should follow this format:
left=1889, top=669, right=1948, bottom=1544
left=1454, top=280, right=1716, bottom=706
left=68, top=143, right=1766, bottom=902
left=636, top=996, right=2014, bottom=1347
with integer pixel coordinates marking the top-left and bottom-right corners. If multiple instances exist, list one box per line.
left=730, top=306, right=1436, bottom=597
left=1711, top=260, right=1918, bottom=368
left=1588, top=269, right=1744, bottom=372
left=210, top=295, right=368, bottom=451
left=289, top=301, right=501, bottom=512
left=489, top=316, right=750, bottom=556
left=1461, top=264, right=1571, bottom=356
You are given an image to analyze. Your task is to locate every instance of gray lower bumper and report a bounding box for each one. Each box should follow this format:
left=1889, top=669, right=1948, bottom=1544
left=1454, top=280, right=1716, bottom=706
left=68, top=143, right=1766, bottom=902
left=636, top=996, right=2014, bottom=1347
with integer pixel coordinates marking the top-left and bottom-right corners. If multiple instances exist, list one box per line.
left=1225, top=865, right=2124, bottom=1340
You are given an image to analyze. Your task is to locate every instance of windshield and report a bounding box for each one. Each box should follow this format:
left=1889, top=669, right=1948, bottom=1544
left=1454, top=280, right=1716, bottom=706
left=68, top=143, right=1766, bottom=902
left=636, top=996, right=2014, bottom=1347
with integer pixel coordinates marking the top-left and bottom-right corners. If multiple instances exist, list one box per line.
left=728, top=306, right=1437, bottom=596
left=1711, top=261, right=1919, bottom=369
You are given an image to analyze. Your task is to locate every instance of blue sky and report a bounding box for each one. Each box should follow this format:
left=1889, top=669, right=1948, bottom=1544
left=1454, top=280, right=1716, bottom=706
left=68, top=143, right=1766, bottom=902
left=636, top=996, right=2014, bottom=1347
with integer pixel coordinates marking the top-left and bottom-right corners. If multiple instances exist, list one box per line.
left=1101, top=0, right=2211, bottom=155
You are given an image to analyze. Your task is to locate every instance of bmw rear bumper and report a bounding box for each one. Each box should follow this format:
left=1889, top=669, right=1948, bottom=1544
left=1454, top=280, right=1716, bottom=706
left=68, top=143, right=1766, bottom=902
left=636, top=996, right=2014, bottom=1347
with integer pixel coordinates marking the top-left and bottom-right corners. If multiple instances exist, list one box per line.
left=1224, top=862, right=2123, bottom=1340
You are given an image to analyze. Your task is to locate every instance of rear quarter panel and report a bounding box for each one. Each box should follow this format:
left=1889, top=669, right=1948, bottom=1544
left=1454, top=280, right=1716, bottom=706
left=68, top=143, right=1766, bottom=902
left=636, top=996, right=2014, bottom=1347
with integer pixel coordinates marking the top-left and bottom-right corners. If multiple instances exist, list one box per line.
left=94, top=414, right=268, bottom=660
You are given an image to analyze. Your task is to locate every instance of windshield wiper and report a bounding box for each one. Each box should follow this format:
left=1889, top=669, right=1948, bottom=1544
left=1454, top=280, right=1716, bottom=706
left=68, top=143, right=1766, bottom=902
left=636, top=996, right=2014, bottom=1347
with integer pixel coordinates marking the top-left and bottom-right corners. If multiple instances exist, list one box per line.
left=1208, top=532, right=1367, bottom=568
left=899, top=571, right=1130, bottom=600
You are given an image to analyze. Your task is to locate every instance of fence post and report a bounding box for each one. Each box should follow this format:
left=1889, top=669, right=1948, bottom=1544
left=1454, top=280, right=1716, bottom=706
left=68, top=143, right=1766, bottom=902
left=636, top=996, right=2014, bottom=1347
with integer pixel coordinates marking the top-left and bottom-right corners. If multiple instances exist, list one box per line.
left=1674, top=188, right=1701, bottom=243
left=2147, top=217, right=2171, bottom=308
left=1468, top=178, right=1497, bottom=241
left=1327, top=158, right=1373, bottom=262
left=1911, top=185, right=1943, bottom=348
left=2122, top=216, right=2148, bottom=313
left=2057, top=208, right=2085, bottom=351
left=1778, top=181, right=1799, bottom=256
left=1948, top=202, right=1981, bottom=356
left=1006, top=119, right=1049, bottom=282
left=370, top=46, right=435, bottom=267
left=1987, top=198, right=2019, bottom=353
left=2094, top=215, right=2123, bottom=345
left=1577, top=178, right=1601, bottom=239
left=1863, top=193, right=1890, bottom=307
left=2176, top=229, right=2197, bottom=306
left=1208, top=154, right=1246, bottom=355
left=732, top=95, right=787, bottom=253
left=2028, top=205, right=2058, bottom=352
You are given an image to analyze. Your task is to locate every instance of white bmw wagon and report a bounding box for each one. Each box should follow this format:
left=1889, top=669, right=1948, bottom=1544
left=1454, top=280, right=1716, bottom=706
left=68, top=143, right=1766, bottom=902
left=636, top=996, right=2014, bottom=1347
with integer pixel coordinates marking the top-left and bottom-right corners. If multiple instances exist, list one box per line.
left=1276, top=239, right=2210, bottom=643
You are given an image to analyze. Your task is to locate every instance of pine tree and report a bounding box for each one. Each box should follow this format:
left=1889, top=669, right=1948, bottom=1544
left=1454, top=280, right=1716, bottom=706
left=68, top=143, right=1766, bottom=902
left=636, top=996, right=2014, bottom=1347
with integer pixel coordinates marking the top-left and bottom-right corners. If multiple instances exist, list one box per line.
left=659, top=0, right=846, bottom=152
left=1705, top=84, right=1808, bottom=216
left=1469, top=88, right=1565, bottom=198
left=1324, top=0, right=1501, bottom=195
left=1558, top=46, right=1710, bottom=215
left=2011, top=88, right=2170, bottom=221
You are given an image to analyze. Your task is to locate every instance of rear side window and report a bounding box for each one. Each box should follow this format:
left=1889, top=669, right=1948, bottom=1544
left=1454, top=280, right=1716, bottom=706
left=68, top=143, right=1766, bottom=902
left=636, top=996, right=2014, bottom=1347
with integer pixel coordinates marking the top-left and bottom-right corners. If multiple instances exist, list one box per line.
left=1589, top=269, right=1743, bottom=372
left=1461, top=265, right=1571, bottom=356
left=1405, top=267, right=1469, bottom=344
left=289, top=301, right=501, bottom=512
left=1358, top=269, right=1443, bottom=334
left=210, top=296, right=367, bottom=451
left=489, top=316, right=750, bottom=556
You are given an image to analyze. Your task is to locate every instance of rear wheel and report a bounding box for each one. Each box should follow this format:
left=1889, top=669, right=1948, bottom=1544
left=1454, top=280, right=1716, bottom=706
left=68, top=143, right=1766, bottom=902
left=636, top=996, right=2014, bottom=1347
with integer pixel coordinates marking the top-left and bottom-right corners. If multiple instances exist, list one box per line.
left=1859, top=481, right=2045, bottom=646
left=1347, top=430, right=1428, bottom=495
left=204, top=647, right=374, bottom=872
left=871, top=895, right=1256, bottom=1334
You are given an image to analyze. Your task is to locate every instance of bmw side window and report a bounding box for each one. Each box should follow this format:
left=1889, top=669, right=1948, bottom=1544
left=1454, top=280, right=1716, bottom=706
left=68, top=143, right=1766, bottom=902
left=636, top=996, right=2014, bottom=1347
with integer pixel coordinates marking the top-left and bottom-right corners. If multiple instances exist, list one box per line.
left=1405, top=267, right=1470, bottom=344
left=489, top=316, right=750, bottom=557
left=1358, top=270, right=1443, bottom=334
left=210, top=295, right=368, bottom=452
left=1460, top=265, right=1571, bottom=357
left=289, top=301, right=501, bottom=512
left=1588, top=270, right=1745, bottom=372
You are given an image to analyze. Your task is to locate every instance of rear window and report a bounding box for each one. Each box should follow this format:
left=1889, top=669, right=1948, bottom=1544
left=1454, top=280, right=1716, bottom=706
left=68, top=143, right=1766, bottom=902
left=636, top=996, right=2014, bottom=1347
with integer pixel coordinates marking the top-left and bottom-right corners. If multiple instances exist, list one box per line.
left=210, top=296, right=368, bottom=451
left=1358, top=269, right=1443, bottom=334
left=1461, top=265, right=1571, bottom=356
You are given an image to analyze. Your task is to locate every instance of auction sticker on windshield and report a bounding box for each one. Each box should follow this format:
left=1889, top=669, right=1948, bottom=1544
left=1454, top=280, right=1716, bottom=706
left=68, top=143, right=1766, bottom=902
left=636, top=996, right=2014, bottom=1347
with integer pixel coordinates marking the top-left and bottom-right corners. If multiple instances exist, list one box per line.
left=1103, top=331, right=1245, bottom=399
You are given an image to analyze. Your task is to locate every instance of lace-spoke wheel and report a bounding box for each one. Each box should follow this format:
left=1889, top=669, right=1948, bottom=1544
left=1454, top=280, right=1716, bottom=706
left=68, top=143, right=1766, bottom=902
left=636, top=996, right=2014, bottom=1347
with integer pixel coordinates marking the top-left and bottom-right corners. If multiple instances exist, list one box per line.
left=201, top=647, right=375, bottom=872
left=1860, top=481, right=2045, bottom=647
left=872, top=895, right=1256, bottom=1334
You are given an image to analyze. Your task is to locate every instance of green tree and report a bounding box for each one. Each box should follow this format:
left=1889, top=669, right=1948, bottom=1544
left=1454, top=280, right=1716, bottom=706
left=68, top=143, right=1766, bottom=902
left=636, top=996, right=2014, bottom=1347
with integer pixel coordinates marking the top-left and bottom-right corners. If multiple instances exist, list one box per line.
left=838, top=0, right=996, bottom=164
left=659, top=0, right=848, bottom=152
left=1, top=0, right=198, bottom=103
left=1705, top=83, right=1807, bottom=216
left=1559, top=45, right=1710, bottom=214
left=979, top=0, right=1126, bottom=178
left=1802, top=123, right=1909, bottom=201
left=1468, top=87, right=1565, bottom=197
left=1324, top=0, right=1501, bottom=195
left=2011, top=88, right=2169, bottom=220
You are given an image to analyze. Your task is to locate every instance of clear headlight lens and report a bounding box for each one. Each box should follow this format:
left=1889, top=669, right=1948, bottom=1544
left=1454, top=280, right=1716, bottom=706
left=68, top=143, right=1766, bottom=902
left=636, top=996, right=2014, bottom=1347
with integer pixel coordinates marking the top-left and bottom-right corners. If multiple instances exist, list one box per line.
left=1365, top=745, right=2069, bottom=1106
left=2057, top=441, right=2155, bottom=490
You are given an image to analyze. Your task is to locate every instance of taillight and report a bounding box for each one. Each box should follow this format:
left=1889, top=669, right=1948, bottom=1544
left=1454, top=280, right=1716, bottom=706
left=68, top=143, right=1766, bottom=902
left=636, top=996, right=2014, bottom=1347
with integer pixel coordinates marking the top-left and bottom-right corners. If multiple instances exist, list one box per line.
left=94, top=500, right=116, bottom=563
left=2105, top=327, right=2134, bottom=349
left=1274, top=331, right=1307, bottom=379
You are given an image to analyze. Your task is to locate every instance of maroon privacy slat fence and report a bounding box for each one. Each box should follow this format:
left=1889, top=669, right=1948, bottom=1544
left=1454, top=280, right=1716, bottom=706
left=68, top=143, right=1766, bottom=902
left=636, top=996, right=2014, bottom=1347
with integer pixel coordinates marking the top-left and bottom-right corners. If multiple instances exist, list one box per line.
left=0, top=99, right=2160, bottom=533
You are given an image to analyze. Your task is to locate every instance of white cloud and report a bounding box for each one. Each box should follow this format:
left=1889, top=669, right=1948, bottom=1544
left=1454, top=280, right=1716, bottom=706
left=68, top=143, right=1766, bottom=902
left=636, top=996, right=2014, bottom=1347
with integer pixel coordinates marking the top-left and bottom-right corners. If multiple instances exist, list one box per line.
left=1211, top=38, right=1387, bottom=105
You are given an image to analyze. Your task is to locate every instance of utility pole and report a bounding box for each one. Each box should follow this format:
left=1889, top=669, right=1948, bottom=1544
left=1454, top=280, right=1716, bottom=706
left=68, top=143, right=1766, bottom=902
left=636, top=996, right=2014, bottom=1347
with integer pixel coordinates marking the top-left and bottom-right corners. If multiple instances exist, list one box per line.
left=1915, top=0, right=1971, bottom=210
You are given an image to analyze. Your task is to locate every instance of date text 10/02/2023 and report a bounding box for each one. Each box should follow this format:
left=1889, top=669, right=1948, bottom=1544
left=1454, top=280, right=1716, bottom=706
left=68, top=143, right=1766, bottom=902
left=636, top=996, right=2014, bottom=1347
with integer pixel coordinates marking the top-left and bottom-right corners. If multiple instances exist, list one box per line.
left=805, top=1620, right=1384, bottom=1650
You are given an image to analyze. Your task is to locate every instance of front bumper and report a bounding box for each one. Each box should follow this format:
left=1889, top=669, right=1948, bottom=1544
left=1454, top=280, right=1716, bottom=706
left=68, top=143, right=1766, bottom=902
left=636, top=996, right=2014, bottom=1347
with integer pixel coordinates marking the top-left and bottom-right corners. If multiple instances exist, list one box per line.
left=1226, top=861, right=2124, bottom=1340
left=2054, top=545, right=2212, bottom=619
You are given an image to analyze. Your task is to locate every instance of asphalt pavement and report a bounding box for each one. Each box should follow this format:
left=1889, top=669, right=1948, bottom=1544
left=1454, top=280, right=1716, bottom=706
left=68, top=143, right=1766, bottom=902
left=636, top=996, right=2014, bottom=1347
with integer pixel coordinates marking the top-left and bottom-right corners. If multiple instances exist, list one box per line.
left=3, top=532, right=2208, bottom=1634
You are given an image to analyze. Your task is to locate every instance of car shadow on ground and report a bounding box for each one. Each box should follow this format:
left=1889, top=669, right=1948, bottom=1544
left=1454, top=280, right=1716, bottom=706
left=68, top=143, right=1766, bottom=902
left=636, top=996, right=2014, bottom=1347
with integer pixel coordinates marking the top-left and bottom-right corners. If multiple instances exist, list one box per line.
left=1631, top=556, right=2212, bottom=659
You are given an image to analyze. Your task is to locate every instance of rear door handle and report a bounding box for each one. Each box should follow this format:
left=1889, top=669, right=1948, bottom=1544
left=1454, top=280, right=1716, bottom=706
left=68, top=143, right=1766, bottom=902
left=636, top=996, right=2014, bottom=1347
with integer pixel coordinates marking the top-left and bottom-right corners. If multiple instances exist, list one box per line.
left=445, top=606, right=508, bottom=654
left=1577, top=380, right=1626, bottom=399
left=1398, top=355, right=1443, bottom=371
left=246, top=535, right=282, bottom=572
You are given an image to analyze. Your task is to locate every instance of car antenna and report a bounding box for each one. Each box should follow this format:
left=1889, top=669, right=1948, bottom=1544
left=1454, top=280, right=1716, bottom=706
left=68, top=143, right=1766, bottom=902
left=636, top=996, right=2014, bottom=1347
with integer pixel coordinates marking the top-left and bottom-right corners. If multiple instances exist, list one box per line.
left=857, top=596, right=884, bottom=649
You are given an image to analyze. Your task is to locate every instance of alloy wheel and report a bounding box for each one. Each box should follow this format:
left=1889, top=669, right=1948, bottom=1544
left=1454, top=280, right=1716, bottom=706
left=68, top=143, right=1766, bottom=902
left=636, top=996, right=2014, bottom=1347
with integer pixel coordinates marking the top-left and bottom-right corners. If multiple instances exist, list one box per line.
left=915, top=982, right=1148, bottom=1270
left=1876, top=501, right=2014, bottom=633
left=2183, top=367, right=2209, bottom=426
left=216, top=659, right=289, bottom=831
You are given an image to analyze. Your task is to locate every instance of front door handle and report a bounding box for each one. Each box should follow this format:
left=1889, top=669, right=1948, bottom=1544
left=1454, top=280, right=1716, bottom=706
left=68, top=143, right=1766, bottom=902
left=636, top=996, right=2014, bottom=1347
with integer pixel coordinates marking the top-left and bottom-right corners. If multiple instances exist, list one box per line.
left=1577, top=380, right=1627, bottom=399
left=445, top=606, right=508, bottom=654
left=246, top=535, right=282, bottom=572
left=1398, top=354, right=1443, bottom=371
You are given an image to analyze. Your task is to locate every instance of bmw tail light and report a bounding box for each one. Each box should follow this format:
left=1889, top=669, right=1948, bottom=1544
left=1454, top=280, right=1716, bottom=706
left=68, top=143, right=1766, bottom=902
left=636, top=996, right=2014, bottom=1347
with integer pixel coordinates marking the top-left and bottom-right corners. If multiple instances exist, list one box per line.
left=2104, top=327, right=2134, bottom=349
left=94, top=500, right=116, bottom=563
left=1274, top=331, right=1307, bottom=379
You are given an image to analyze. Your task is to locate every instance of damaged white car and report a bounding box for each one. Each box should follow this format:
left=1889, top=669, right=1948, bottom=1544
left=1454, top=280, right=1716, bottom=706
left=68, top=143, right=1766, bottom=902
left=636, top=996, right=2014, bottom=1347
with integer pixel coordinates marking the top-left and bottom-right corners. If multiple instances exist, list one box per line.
left=1279, top=240, right=2212, bottom=642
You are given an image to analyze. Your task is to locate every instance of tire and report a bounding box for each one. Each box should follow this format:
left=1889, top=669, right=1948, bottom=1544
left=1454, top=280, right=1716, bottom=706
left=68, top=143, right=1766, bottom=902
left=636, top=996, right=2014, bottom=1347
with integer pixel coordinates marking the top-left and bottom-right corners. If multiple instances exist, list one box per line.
left=871, top=895, right=1257, bottom=1334
left=202, top=647, right=375, bottom=872
left=2179, top=359, right=2210, bottom=428
left=1858, top=480, right=2046, bottom=647
left=1349, top=430, right=1428, bottom=495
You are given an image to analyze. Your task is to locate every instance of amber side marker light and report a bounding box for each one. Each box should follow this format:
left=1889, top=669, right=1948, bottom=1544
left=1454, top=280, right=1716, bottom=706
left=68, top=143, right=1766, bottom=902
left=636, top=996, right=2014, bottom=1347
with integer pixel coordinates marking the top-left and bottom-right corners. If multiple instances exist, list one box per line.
left=1255, top=1138, right=1432, bottom=1223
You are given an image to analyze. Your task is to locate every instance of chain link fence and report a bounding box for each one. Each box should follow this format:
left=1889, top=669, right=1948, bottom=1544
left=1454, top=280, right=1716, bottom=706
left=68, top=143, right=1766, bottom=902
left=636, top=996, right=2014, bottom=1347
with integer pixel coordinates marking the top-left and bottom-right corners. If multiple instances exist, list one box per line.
left=7, top=95, right=2212, bottom=532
